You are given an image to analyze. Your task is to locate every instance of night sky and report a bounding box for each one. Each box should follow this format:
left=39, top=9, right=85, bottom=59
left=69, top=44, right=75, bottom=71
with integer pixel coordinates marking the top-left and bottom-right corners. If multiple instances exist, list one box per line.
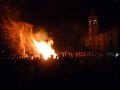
left=0, top=0, right=120, bottom=51
left=15, top=0, right=120, bottom=25
left=0, top=0, right=119, bottom=25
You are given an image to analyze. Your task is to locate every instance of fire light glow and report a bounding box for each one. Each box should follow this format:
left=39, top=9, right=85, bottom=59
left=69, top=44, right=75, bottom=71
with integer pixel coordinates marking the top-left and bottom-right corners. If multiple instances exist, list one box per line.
left=2, top=18, right=57, bottom=60
left=32, top=39, right=57, bottom=60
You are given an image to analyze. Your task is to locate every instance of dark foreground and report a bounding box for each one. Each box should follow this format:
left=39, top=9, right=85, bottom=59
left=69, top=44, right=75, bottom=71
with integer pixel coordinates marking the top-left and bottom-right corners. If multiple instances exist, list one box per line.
left=0, top=55, right=120, bottom=90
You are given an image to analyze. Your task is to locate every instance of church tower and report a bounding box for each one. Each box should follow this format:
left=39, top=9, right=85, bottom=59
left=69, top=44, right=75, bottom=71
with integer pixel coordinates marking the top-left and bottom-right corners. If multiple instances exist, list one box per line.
left=88, top=8, right=99, bottom=35
left=88, top=8, right=99, bottom=49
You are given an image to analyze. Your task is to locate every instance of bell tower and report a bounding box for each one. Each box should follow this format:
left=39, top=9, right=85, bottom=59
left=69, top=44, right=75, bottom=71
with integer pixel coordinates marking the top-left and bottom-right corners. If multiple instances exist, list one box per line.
left=88, top=8, right=99, bottom=49
left=88, top=8, right=99, bottom=35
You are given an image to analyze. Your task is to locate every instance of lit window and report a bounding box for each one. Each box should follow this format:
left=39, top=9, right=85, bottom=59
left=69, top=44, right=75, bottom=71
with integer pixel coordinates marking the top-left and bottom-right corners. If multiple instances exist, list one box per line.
left=89, top=20, right=92, bottom=25
left=93, top=20, right=97, bottom=24
left=89, top=29, right=91, bottom=33
left=93, top=20, right=97, bottom=22
left=90, top=37, right=91, bottom=40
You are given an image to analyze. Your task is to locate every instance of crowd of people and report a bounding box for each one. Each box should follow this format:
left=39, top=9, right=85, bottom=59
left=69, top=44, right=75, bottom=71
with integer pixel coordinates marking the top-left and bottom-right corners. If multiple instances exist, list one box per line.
left=0, top=51, right=120, bottom=90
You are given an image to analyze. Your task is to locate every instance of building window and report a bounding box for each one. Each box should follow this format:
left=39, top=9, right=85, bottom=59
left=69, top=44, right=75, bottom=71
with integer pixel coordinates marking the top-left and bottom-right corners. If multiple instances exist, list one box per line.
left=89, top=29, right=91, bottom=34
left=89, top=20, right=92, bottom=25
left=90, top=29, right=91, bottom=32
left=93, top=20, right=97, bottom=24
left=90, top=36, right=91, bottom=40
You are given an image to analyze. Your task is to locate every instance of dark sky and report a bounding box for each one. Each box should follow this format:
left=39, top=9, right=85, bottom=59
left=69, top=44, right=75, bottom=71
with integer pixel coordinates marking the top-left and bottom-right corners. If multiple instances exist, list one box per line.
left=1, top=0, right=119, bottom=25
left=23, top=0, right=120, bottom=25
left=0, top=0, right=120, bottom=51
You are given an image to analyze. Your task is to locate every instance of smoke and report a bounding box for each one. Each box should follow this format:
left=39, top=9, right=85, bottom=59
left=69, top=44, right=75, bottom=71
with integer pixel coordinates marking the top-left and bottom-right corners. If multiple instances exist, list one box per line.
left=2, top=18, right=31, bottom=56
left=2, top=17, right=53, bottom=57
left=33, top=27, right=52, bottom=42
left=0, top=2, right=57, bottom=59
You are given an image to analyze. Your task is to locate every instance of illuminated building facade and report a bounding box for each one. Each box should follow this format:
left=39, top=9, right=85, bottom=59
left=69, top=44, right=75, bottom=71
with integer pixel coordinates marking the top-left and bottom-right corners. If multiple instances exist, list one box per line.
left=83, top=8, right=119, bottom=51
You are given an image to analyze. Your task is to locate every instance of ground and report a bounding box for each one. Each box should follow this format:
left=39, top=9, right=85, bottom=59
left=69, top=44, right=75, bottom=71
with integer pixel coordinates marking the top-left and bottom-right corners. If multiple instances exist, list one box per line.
left=0, top=52, right=120, bottom=90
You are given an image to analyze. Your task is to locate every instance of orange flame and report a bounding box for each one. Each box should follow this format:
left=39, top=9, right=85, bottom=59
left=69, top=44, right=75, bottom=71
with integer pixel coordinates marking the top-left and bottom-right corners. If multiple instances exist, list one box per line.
left=2, top=18, right=57, bottom=60
left=32, top=39, right=57, bottom=60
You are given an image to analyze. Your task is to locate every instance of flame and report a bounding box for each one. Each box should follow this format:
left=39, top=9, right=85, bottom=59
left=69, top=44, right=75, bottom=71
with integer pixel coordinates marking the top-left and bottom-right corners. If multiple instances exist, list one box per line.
left=32, top=39, right=57, bottom=60
left=2, top=18, right=57, bottom=60
left=1, top=5, right=57, bottom=60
